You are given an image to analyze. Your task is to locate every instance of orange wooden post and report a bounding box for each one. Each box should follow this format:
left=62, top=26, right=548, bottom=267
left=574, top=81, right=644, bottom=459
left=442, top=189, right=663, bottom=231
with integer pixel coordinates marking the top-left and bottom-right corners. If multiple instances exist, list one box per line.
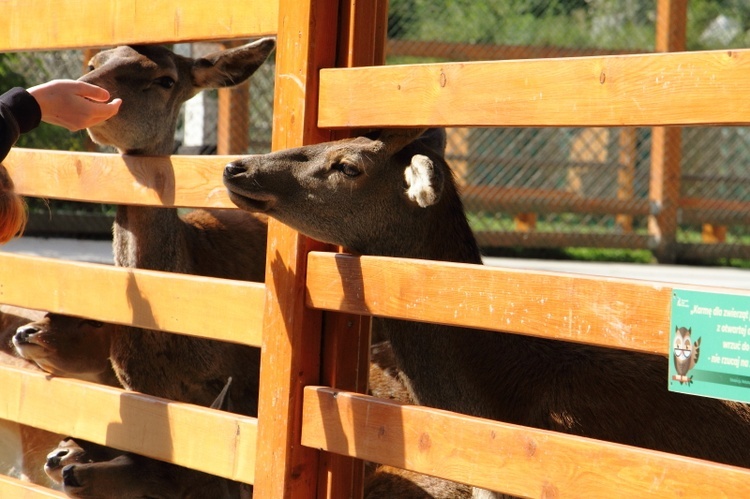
left=252, top=0, right=339, bottom=497
left=617, top=128, right=637, bottom=233
left=649, top=0, right=687, bottom=262
left=217, top=42, right=250, bottom=155
left=316, top=1, right=388, bottom=497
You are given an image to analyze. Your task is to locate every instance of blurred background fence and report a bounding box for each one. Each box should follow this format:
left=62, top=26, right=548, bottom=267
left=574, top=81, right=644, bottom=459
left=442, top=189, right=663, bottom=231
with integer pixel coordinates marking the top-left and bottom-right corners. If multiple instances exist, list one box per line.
left=2, top=0, right=749, bottom=263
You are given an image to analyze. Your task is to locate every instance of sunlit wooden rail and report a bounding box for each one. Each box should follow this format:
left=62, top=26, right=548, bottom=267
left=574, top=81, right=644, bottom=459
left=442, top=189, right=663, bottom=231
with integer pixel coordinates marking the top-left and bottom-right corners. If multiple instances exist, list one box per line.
left=1, top=0, right=749, bottom=498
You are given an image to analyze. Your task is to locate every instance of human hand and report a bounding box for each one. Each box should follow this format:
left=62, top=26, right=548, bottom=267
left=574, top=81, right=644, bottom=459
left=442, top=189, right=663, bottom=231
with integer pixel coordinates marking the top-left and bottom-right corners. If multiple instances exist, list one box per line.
left=27, top=79, right=121, bottom=131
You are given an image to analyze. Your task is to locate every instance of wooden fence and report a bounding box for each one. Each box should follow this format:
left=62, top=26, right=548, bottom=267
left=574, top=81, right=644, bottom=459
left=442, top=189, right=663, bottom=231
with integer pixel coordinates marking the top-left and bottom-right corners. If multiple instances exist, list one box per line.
left=1, top=0, right=749, bottom=498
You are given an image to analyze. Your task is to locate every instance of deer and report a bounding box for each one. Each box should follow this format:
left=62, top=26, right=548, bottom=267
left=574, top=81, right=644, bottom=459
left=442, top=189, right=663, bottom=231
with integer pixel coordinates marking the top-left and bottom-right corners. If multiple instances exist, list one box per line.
left=223, top=127, right=750, bottom=497
left=39, top=335, right=468, bottom=499
left=44, top=378, right=253, bottom=499
left=0, top=305, right=108, bottom=486
left=13, top=313, right=120, bottom=386
left=73, top=38, right=275, bottom=416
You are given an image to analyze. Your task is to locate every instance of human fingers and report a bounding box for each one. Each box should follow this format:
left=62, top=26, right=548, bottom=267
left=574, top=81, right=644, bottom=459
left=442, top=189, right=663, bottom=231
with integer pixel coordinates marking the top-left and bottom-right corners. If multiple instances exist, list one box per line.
left=73, top=80, right=112, bottom=103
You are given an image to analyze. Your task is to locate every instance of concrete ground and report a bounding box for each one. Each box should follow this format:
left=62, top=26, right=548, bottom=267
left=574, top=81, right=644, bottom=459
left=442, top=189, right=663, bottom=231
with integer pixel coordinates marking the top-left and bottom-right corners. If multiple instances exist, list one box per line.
left=2, top=237, right=748, bottom=291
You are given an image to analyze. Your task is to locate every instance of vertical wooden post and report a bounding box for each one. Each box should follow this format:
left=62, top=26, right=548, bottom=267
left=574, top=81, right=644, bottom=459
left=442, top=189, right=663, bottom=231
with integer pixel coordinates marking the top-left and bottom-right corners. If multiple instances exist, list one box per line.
left=217, top=41, right=250, bottom=155
left=252, top=1, right=340, bottom=498
left=649, top=0, right=686, bottom=262
left=316, top=1, right=388, bottom=497
left=446, top=128, right=470, bottom=187
left=617, top=128, right=637, bottom=233
left=217, top=84, right=250, bottom=154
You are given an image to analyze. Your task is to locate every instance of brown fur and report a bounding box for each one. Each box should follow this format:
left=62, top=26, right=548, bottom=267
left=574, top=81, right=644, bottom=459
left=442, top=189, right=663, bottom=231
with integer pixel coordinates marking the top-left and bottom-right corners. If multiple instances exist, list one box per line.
left=78, top=39, right=275, bottom=416
left=223, top=128, right=750, bottom=496
left=0, top=305, right=65, bottom=488
left=27, top=40, right=275, bottom=499
left=13, top=313, right=120, bottom=386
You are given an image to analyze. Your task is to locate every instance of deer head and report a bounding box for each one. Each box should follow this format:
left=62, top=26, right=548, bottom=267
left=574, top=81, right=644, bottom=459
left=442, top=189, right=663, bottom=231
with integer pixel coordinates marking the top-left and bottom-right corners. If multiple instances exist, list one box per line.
left=79, top=37, right=275, bottom=155
left=222, top=128, right=477, bottom=261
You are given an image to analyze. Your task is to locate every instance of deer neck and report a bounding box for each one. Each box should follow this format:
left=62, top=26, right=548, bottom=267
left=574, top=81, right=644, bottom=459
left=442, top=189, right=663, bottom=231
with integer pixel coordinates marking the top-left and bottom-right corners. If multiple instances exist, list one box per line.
left=112, top=139, right=188, bottom=272
left=113, top=206, right=187, bottom=271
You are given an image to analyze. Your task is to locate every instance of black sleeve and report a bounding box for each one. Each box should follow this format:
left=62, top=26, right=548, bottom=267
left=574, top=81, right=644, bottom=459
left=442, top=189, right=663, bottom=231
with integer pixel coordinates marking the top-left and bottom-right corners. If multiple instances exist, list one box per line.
left=0, top=87, right=42, bottom=162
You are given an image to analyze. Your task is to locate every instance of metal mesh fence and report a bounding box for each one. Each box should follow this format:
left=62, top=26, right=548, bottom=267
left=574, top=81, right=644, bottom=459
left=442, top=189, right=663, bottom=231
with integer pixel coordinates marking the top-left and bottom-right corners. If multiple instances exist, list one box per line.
left=387, top=0, right=750, bottom=261
left=2, top=1, right=749, bottom=261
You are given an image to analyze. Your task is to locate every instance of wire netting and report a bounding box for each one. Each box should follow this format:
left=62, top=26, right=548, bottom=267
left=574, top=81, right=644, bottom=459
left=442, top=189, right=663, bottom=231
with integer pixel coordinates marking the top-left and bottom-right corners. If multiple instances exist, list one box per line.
left=2, top=1, right=748, bottom=261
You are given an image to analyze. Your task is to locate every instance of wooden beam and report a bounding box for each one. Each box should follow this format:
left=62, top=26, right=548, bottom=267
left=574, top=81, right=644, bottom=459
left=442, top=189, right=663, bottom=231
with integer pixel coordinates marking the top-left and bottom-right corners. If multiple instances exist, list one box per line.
left=0, top=365, right=258, bottom=483
left=301, top=387, right=750, bottom=498
left=252, top=1, right=340, bottom=497
left=318, top=49, right=750, bottom=128
left=387, top=39, right=649, bottom=62
left=316, top=0, right=390, bottom=497
left=0, top=0, right=278, bottom=51
left=303, top=252, right=750, bottom=356
left=0, top=253, right=264, bottom=347
left=649, top=0, right=687, bottom=263
left=0, top=475, right=66, bottom=498
left=3, top=149, right=239, bottom=208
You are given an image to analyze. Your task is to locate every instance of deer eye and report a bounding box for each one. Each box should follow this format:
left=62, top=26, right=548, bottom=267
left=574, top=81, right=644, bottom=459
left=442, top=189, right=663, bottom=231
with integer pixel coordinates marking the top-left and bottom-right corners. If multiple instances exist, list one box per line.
left=87, top=65, right=95, bottom=72
left=332, top=162, right=360, bottom=178
left=154, top=76, right=175, bottom=89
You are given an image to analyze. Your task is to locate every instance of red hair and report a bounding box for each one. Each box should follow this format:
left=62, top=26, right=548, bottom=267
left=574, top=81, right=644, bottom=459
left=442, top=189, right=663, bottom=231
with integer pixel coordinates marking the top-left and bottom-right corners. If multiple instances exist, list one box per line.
left=0, top=165, right=27, bottom=244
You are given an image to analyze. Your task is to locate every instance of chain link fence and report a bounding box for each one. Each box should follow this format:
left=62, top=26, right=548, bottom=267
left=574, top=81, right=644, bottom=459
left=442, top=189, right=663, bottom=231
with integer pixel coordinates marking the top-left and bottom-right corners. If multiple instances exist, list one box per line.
left=2, top=1, right=749, bottom=262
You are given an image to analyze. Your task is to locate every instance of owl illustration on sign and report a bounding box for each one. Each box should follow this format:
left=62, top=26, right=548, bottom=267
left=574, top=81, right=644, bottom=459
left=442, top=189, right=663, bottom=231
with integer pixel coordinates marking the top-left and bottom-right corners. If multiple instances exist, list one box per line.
left=673, top=326, right=701, bottom=384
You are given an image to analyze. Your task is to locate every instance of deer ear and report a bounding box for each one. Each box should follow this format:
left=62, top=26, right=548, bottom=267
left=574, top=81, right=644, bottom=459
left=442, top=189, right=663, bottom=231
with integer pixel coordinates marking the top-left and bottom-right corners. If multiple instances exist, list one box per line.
left=192, top=37, right=275, bottom=89
left=378, top=128, right=429, bottom=156
left=404, top=154, right=444, bottom=208
left=210, top=377, right=233, bottom=411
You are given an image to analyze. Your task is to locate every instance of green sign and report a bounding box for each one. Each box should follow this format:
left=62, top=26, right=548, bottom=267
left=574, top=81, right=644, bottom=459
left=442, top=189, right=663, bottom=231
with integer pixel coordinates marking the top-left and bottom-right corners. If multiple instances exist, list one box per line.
left=670, top=289, right=750, bottom=403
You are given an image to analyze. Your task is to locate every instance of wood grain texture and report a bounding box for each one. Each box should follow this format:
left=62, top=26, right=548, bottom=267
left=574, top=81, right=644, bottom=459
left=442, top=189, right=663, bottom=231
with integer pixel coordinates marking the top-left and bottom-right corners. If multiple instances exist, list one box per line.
left=305, top=252, right=750, bottom=356
left=302, top=387, right=750, bottom=498
left=0, top=365, right=258, bottom=483
left=319, top=49, right=750, bottom=127
left=0, top=0, right=277, bottom=51
left=0, top=475, right=66, bottom=498
left=252, top=0, right=341, bottom=497
left=4, top=149, right=237, bottom=208
left=0, top=253, right=264, bottom=347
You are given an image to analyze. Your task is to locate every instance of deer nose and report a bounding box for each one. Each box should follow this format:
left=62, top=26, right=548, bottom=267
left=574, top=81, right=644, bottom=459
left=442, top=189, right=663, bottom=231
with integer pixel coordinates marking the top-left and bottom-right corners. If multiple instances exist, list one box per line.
left=13, top=325, right=38, bottom=344
left=46, top=450, right=66, bottom=469
left=62, top=465, right=82, bottom=487
left=224, top=160, right=248, bottom=178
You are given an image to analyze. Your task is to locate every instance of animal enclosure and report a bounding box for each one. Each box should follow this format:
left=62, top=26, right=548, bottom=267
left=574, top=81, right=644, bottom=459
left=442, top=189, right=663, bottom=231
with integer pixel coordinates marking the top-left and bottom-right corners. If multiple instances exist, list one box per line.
left=1, top=0, right=749, bottom=498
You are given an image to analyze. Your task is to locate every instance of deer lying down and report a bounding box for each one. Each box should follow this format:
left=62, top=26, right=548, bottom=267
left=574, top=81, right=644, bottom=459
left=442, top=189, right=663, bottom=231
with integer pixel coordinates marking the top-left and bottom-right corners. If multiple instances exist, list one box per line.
left=13, top=313, right=120, bottom=387
left=45, top=380, right=252, bottom=499
left=32, top=334, right=467, bottom=499
left=0, top=305, right=71, bottom=488
left=223, top=128, right=750, bottom=496
left=45, top=437, right=251, bottom=499
left=76, top=38, right=274, bottom=416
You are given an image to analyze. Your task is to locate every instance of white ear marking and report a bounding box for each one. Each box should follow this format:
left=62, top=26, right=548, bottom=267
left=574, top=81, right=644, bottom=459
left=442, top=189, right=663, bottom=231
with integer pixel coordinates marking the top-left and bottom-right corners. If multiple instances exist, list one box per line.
left=404, top=154, right=443, bottom=208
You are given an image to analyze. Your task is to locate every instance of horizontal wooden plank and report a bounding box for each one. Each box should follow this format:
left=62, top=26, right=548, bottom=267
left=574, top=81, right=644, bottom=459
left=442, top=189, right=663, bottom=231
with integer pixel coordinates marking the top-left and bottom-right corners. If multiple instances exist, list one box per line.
left=0, top=475, right=65, bottom=498
left=0, top=365, right=257, bottom=483
left=301, top=387, right=750, bottom=498
left=462, top=184, right=651, bottom=215
left=678, top=243, right=750, bottom=261
left=319, top=49, right=750, bottom=127
left=306, top=252, right=750, bottom=356
left=0, top=253, right=264, bottom=347
left=387, top=39, right=647, bottom=62
left=473, top=231, right=652, bottom=250
left=4, top=149, right=238, bottom=209
left=680, top=197, right=750, bottom=224
left=0, top=0, right=277, bottom=51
